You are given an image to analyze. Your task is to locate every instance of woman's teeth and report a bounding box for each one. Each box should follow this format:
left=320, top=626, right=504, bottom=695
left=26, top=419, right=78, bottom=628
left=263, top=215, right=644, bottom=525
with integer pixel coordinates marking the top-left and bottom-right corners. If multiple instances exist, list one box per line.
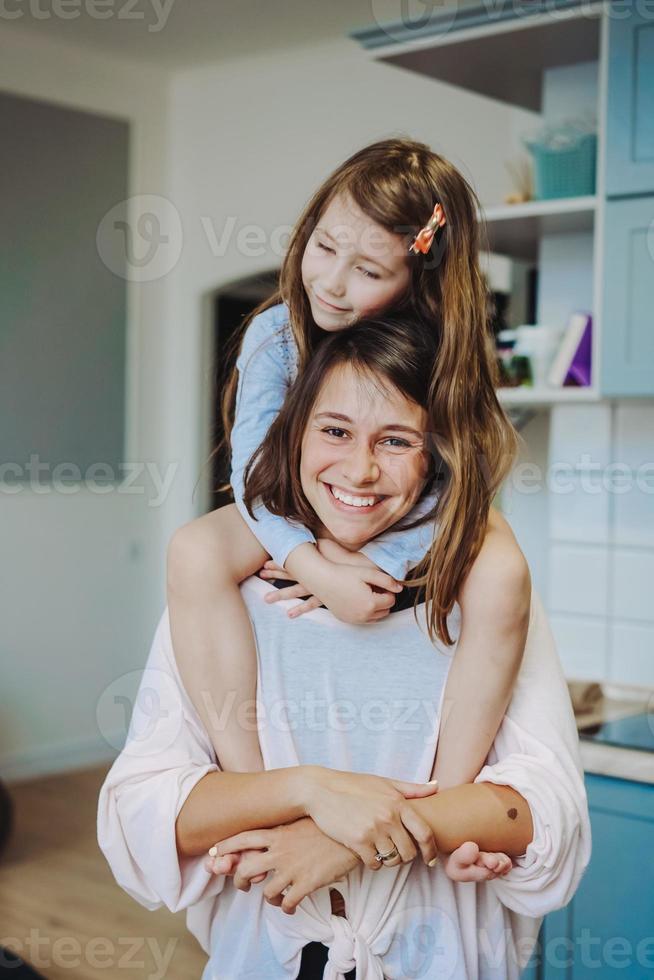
left=330, top=485, right=382, bottom=508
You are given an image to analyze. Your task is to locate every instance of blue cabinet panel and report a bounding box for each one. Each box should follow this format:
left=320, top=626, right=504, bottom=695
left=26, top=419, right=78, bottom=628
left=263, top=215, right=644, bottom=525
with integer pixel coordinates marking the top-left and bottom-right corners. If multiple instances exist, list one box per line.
left=538, top=774, right=654, bottom=979
left=600, top=196, right=654, bottom=397
left=570, top=774, right=654, bottom=978
left=605, top=5, right=654, bottom=197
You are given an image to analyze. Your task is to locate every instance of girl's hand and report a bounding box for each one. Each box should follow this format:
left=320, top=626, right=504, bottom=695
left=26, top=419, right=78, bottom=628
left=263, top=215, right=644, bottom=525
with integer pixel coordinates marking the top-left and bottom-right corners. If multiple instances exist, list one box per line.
left=258, top=560, right=324, bottom=618
left=211, top=818, right=360, bottom=915
left=259, top=558, right=401, bottom=623
left=304, top=766, right=439, bottom=869
left=443, top=841, right=513, bottom=882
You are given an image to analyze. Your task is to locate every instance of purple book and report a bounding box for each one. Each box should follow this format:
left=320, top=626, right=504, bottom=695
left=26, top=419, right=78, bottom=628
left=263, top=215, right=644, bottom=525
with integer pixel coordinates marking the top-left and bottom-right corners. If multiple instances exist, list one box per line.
left=564, top=316, right=592, bottom=387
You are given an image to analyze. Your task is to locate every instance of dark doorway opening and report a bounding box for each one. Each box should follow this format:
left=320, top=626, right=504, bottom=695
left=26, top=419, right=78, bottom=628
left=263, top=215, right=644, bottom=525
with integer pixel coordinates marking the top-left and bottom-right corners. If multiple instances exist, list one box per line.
left=208, top=270, right=279, bottom=513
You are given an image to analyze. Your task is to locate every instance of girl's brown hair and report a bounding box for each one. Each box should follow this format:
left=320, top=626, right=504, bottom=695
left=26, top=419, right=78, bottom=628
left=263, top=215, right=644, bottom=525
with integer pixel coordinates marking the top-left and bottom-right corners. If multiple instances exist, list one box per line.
left=219, top=137, right=518, bottom=644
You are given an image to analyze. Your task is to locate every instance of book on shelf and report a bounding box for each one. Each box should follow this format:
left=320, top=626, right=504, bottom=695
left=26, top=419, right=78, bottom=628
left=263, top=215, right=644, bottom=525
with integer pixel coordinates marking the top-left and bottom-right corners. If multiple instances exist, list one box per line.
left=547, top=311, right=592, bottom=387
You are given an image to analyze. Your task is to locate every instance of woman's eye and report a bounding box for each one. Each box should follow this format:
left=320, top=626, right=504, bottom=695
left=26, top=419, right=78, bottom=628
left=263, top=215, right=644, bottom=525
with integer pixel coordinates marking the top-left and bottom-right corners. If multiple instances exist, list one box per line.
left=323, top=427, right=347, bottom=438
left=317, top=241, right=334, bottom=253
left=358, top=267, right=380, bottom=280
left=383, top=437, right=411, bottom=449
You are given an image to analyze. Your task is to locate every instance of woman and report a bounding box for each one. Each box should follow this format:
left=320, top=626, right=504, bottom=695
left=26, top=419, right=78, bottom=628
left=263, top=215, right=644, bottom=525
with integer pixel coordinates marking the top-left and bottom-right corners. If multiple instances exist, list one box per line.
left=98, top=317, right=591, bottom=979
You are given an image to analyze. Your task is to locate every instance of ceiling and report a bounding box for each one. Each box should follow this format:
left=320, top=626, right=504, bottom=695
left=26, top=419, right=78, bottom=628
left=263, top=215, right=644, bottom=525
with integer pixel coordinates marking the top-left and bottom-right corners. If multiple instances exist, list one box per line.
left=1, top=0, right=460, bottom=70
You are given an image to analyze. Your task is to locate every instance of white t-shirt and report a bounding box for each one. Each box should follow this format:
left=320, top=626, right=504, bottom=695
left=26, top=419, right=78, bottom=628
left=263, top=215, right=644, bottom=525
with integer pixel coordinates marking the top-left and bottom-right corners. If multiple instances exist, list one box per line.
left=98, top=578, right=591, bottom=979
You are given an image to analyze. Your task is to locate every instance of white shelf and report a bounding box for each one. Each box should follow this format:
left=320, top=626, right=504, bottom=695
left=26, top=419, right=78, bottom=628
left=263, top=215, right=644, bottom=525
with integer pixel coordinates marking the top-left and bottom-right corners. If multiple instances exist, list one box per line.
left=353, top=3, right=602, bottom=112
left=498, top=386, right=599, bottom=407
left=481, top=197, right=597, bottom=262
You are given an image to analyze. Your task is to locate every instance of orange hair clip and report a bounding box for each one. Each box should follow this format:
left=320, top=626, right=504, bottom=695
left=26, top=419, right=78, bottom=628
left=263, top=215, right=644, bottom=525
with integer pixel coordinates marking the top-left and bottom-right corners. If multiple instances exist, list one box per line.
left=409, top=203, right=446, bottom=255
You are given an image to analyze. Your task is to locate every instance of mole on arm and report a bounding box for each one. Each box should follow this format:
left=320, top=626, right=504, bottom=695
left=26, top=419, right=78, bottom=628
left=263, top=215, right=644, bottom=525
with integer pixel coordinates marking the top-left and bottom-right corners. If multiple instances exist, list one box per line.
left=507, top=808, right=518, bottom=820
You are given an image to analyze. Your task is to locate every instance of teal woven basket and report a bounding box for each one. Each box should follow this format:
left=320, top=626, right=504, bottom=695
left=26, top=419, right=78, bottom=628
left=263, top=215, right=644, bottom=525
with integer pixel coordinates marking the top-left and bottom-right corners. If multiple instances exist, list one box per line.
left=526, top=131, right=597, bottom=200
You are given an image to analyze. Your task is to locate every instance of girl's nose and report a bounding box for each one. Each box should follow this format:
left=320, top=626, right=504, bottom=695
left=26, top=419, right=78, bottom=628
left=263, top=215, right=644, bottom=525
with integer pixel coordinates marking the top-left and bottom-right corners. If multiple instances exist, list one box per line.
left=322, top=262, right=347, bottom=297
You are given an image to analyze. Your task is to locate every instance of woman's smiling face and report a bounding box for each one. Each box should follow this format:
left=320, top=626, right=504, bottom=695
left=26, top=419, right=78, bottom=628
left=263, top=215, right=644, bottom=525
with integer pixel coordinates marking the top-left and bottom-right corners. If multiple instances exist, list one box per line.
left=300, top=363, right=430, bottom=552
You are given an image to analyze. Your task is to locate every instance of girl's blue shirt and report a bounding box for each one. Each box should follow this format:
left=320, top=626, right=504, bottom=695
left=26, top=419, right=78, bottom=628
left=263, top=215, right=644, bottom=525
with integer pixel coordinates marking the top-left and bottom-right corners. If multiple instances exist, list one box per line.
left=231, top=302, right=438, bottom=579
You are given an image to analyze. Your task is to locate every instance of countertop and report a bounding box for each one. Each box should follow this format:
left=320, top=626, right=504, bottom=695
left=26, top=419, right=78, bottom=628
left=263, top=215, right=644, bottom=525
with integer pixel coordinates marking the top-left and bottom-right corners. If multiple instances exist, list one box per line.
left=568, top=680, right=654, bottom=786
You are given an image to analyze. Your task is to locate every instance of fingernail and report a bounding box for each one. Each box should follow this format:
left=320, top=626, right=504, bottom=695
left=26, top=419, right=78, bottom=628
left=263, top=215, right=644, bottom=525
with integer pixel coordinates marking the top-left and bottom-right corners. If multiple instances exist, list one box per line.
left=428, top=857, right=439, bottom=867
left=208, top=845, right=218, bottom=857
left=427, top=780, right=438, bottom=787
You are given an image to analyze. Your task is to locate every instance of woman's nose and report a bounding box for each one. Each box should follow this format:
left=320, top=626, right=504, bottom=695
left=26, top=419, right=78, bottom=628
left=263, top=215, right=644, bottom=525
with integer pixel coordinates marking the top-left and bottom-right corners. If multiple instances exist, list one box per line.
left=342, top=445, right=380, bottom=486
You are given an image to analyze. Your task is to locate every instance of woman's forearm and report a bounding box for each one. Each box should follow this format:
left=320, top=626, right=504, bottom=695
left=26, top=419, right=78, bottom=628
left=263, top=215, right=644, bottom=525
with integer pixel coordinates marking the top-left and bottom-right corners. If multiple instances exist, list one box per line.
left=411, top=782, right=533, bottom=857
left=175, top=766, right=311, bottom=858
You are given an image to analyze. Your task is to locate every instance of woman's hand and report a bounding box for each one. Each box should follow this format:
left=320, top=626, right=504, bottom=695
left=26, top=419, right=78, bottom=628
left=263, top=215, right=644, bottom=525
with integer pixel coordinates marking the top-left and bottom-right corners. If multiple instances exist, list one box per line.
left=259, top=556, right=401, bottom=623
left=209, top=818, right=360, bottom=915
left=303, top=766, right=440, bottom=869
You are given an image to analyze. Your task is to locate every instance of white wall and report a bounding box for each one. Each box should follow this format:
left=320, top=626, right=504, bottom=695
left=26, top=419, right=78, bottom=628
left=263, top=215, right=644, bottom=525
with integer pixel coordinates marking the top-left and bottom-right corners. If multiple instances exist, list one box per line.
left=0, top=27, right=173, bottom=781
left=546, top=403, right=654, bottom=687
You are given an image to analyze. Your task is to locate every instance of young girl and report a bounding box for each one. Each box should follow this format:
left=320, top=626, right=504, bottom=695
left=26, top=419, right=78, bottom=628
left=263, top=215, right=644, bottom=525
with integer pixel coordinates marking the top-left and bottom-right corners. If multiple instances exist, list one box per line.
left=167, top=137, right=531, bottom=883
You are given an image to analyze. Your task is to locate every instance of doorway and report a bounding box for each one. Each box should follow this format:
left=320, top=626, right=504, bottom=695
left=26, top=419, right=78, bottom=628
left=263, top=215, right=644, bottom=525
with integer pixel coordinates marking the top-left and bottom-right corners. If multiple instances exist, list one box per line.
left=208, top=270, right=279, bottom=513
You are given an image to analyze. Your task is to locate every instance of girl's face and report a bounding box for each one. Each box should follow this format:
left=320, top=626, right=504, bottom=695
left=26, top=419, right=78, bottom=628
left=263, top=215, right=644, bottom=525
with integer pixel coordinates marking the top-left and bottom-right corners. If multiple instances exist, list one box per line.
left=300, top=362, right=430, bottom=552
left=301, top=192, right=412, bottom=332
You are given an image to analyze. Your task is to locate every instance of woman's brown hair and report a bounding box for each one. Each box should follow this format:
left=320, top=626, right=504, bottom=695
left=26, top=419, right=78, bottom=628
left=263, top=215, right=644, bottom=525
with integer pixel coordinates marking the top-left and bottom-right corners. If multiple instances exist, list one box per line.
left=242, top=314, right=444, bottom=621
left=218, top=137, right=518, bottom=644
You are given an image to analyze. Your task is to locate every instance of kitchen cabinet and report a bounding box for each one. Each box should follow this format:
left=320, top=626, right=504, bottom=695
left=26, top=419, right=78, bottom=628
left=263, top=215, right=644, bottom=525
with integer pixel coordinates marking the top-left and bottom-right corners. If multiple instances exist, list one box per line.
left=537, top=773, right=654, bottom=978
left=352, top=0, right=654, bottom=403
left=605, top=5, right=654, bottom=198
left=601, top=196, right=654, bottom=397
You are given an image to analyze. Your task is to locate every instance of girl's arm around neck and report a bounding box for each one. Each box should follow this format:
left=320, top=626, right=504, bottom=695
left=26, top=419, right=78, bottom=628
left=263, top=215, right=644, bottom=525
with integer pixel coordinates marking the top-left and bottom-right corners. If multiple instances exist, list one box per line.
left=411, top=782, right=534, bottom=857
left=175, top=766, right=312, bottom=859
left=432, top=511, right=531, bottom=789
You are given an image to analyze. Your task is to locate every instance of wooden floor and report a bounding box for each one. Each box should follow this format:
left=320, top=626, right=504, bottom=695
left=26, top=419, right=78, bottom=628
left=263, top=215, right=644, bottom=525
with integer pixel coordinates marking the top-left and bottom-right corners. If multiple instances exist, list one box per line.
left=0, top=766, right=207, bottom=979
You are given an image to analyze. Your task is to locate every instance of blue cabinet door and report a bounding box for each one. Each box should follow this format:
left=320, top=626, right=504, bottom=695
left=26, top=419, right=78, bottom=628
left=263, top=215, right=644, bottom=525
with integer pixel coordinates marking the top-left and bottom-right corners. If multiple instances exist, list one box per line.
left=568, top=774, right=654, bottom=978
left=605, top=4, right=654, bottom=197
left=539, top=774, right=654, bottom=979
left=600, top=195, right=654, bottom=397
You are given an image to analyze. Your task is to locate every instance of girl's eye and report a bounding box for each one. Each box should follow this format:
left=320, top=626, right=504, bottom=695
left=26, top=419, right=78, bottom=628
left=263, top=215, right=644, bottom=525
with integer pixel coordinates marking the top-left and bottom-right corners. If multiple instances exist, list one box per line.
left=317, top=241, right=334, bottom=254
left=358, top=267, right=380, bottom=280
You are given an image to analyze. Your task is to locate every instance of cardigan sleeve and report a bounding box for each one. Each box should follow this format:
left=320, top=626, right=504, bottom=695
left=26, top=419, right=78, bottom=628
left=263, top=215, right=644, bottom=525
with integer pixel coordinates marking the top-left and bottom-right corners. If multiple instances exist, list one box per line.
left=97, top=608, right=226, bottom=913
left=473, top=590, right=592, bottom=917
left=230, top=308, right=316, bottom=567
